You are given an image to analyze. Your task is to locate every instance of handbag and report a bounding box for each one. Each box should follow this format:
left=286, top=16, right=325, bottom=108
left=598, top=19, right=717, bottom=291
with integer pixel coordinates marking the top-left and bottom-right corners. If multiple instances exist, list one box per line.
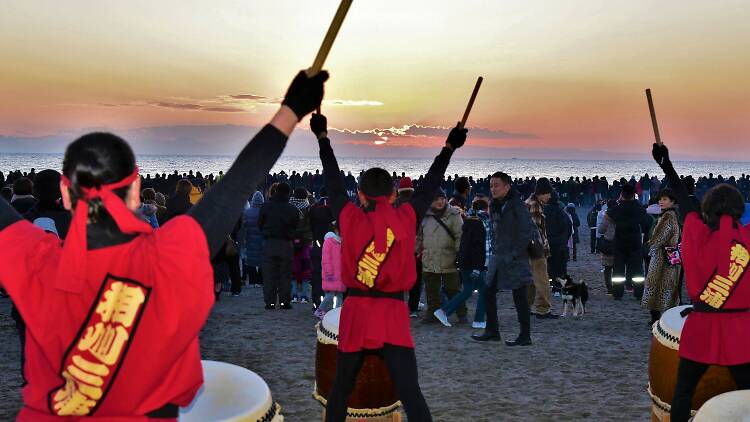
left=527, top=229, right=545, bottom=259
left=664, top=244, right=682, bottom=266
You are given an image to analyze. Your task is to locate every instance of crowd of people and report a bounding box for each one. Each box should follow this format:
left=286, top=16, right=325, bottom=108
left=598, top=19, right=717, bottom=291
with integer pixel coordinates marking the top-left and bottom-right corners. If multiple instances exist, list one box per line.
left=2, top=76, right=750, bottom=420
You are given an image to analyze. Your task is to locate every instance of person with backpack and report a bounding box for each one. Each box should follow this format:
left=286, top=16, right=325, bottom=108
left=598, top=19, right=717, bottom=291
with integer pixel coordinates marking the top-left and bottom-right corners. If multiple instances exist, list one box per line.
left=417, top=189, right=464, bottom=324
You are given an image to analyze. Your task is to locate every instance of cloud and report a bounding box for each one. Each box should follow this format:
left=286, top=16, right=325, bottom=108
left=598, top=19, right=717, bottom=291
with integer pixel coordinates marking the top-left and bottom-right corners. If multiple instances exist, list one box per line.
left=323, top=99, right=384, bottom=106
left=229, top=94, right=268, bottom=100
left=327, top=124, right=537, bottom=144
left=202, top=106, right=246, bottom=113
left=151, top=102, right=203, bottom=110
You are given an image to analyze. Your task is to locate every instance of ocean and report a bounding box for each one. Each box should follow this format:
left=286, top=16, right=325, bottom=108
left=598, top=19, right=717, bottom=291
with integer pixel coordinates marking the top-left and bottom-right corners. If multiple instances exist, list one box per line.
left=0, top=153, right=748, bottom=181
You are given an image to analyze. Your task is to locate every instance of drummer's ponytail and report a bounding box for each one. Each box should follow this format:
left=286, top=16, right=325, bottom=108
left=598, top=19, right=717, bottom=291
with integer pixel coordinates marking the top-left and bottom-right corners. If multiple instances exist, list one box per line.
left=62, top=133, right=136, bottom=224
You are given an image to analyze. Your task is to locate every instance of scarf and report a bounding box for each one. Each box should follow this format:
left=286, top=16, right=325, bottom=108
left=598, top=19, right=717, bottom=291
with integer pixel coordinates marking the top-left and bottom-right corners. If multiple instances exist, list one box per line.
left=57, top=168, right=152, bottom=293
left=289, top=197, right=310, bottom=218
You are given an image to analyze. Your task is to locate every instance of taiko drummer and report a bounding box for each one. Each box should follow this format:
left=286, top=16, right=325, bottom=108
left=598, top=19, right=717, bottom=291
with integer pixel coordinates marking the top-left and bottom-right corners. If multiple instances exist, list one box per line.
left=0, top=71, right=327, bottom=421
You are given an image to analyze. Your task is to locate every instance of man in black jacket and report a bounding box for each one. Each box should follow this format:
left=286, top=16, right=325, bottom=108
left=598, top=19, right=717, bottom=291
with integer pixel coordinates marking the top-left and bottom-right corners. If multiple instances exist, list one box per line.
left=309, top=189, right=334, bottom=308
left=258, top=182, right=300, bottom=309
left=606, top=183, right=650, bottom=300
left=543, top=189, right=572, bottom=287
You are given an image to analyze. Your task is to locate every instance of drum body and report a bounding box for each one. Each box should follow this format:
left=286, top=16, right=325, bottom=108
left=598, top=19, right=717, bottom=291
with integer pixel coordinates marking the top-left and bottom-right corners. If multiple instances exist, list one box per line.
left=648, top=306, right=737, bottom=420
left=180, top=360, right=283, bottom=422
left=314, top=307, right=401, bottom=419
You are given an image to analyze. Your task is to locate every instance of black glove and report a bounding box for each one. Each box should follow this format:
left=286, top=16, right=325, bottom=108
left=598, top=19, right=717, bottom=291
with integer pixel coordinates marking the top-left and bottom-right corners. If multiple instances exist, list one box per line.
left=310, top=113, right=327, bottom=139
left=652, top=143, right=671, bottom=168
left=446, top=125, right=468, bottom=150
left=282, top=70, right=329, bottom=121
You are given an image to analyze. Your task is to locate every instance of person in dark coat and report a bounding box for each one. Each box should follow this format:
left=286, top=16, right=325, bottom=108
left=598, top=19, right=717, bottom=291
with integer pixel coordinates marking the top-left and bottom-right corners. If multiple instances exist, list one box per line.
left=258, top=182, right=300, bottom=309
left=308, top=188, right=334, bottom=307
left=24, top=169, right=71, bottom=238
left=240, top=191, right=265, bottom=287
left=10, top=178, right=37, bottom=215
left=607, top=183, right=651, bottom=300
left=543, top=185, right=572, bottom=286
left=566, top=203, right=581, bottom=261
left=472, top=172, right=535, bottom=346
left=165, top=179, right=193, bottom=222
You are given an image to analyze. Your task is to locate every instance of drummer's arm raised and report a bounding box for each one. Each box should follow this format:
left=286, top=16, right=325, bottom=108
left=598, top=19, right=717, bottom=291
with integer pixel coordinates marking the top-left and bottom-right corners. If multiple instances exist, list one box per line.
left=652, top=143, right=698, bottom=219
left=313, top=114, right=348, bottom=219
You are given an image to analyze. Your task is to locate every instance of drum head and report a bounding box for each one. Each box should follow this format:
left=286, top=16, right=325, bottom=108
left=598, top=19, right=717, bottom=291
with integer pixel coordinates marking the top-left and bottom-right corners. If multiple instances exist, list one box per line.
left=179, top=360, right=281, bottom=422
left=653, top=305, right=692, bottom=350
left=694, top=390, right=750, bottom=421
left=322, top=307, right=341, bottom=335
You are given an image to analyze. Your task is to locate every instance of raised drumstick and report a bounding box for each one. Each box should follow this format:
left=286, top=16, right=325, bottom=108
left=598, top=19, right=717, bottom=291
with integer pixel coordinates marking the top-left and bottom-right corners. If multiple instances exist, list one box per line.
left=459, top=77, right=483, bottom=129
left=645, top=88, right=662, bottom=146
left=307, top=0, right=353, bottom=77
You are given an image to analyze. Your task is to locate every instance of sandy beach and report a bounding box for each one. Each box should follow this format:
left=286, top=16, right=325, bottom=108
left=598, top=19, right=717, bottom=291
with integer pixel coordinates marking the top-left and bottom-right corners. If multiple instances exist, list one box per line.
left=0, top=212, right=653, bottom=421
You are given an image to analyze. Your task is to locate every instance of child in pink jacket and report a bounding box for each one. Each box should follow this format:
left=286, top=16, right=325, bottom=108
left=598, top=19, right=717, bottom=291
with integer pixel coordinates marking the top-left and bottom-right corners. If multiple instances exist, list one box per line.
left=316, top=221, right=345, bottom=319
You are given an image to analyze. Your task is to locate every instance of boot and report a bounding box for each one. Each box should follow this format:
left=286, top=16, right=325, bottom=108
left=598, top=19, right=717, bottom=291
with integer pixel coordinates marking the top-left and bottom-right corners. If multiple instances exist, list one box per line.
left=471, top=331, right=501, bottom=342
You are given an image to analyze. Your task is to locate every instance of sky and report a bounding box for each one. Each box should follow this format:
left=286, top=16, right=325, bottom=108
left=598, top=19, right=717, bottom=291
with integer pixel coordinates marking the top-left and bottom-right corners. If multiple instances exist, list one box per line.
left=1, top=0, right=748, bottom=160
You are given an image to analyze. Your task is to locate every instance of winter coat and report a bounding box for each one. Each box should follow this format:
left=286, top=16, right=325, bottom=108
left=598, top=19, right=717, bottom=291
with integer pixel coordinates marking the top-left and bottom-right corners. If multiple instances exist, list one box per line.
left=457, top=216, right=486, bottom=270
left=742, top=203, right=750, bottom=226
left=11, top=196, right=37, bottom=215
left=525, top=194, right=550, bottom=257
left=416, top=206, right=463, bottom=273
left=23, top=202, right=71, bottom=239
left=487, top=189, right=535, bottom=290
left=642, top=209, right=681, bottom=311
left=544, top=198, right=572, bottom=250
left=309, top=198, right=335, bottom=248
left=597, top=214, right=616, bottom=267
left=607, top=200, right=650, bottom=252
left=241, top=192, right=265, bottom=266
left=258, top=192, right=299, bottom=240
left=137, top=201, right=159, bottom=228
left=321, top=232, right=345, bottom=292
left=165, top=192, right=192, bottom=223
left=566, top=206, right=580, bottom=243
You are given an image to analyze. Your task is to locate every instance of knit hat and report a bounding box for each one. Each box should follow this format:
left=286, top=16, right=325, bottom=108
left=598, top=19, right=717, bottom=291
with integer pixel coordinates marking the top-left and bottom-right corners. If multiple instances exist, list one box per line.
left=434, top=188, right=447, bottom=199
left=397, top=177, right=414, bottom=193
left=535, top=178, right=553, bottom=195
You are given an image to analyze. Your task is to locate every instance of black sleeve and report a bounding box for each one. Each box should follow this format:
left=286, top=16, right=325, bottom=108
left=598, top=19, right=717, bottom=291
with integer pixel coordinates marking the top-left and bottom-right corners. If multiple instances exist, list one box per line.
left=318, top=137, right=348, bottom=219
left=662, top=161, right=698, bottom=220
left=189, top=124, right=288, bottom=258
left=0, top=198, right=22, bottom=231
left=410, top=147, right=454, bottom=219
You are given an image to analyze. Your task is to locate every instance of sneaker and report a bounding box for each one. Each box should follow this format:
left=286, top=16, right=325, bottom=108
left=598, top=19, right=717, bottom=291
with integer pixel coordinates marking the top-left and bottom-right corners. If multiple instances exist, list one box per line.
left=301, top=297, right=309, bottom=304
left=280, top=303, right=293, bottom=310
left=471, top=321, right=487, bottom=329
left=265, top=303, right=276, bottom=310
left=231, top=293, right=240, bottom=297
left=433, top=309, right=452, bottom=327
left=409, top=311, right=419, bottom=318
left=291, top=296, right=299, bottom=303
left=505, top=337, right=532, bottom=347
left=418, top=302, right=426, bottom=311
left=315, top=309, right=326, bottom=319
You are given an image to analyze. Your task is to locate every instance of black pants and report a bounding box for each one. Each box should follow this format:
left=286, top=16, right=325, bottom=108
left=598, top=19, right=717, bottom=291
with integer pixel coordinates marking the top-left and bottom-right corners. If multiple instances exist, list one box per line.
left=227, top=253, right=242, bottom=295
left=246, top=266, right=263, bottom=285
left=262, top=239, right=293, bottom=305
left=590, top=229, right=597, bottom=253
left=603, top=265, right=613, bottom=294
left=612, top=247, right=644, bottom=299
left=547, top=245, right=569, bottom=281
left=311, top=246, right=323, bottom=307
left=408, top=259, right=423, bottom=313
left=325, top=344, right=432, bottom=422
left=671, top=358, right=750, bottom=422
left=11, top=305, right=26, bottom=384
left=484, top=279, right=530, bottom=340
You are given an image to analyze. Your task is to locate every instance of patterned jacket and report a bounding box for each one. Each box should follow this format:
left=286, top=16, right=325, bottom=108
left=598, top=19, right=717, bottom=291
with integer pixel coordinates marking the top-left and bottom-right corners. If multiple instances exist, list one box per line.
left=525, top=194, right=551, bottom=257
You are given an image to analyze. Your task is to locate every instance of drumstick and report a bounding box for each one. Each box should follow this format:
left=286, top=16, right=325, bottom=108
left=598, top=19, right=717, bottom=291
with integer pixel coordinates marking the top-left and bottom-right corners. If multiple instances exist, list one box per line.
left=307, top=0, right=354, bottom=77
left=645, top=88, right=662, bottom=146
left=459, top=76, right=483, bottom=129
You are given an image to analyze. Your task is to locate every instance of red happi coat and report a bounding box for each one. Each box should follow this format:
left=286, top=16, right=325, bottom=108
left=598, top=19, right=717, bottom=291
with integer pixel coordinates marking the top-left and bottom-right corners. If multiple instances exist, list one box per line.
left=680, top=213, right=750, bottom=365
left=337, top=200, right=417, bottom=353
left=0, top=216, right=213, bottom=421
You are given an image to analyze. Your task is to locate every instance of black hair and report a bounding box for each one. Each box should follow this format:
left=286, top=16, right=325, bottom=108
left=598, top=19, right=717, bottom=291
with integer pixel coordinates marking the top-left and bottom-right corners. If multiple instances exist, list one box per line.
left=454, top=177, right=471, bottom=194
left=176, top=179, right=193, bottom=195
left=62, top=132, right=136, bottom=224
left=33, top=169, right=62, bottom=204
left=12, top=177, right=33, bottom=196
left=275, top=182, right=290, bottom=196
left=701, top=184, right=745, bottom=231
left=359, top=167, right=393, bottom=197
left=142, top=188, right=156, bottom=202
left=621, top=183, right=636, bottom=200
left=472, top=198, right=489, bottom=211
left=490, top=172, right=512, bottom=185
left=606, top=199, right=618, bottom=210
left=656, top=188, right=678, bottom=203
left=293, top=187, right=308, bottom=200
left=1, top=186, right=12, bottom=202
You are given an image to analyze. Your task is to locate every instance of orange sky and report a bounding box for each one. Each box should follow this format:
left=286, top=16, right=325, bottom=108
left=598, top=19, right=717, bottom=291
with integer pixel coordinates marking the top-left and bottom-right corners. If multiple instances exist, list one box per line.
left=0, top=1, right=748, bottom=159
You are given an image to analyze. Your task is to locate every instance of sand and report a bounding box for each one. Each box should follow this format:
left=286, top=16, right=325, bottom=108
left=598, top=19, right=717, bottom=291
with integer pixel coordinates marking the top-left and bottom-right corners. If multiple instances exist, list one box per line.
left=0, top=213, right=653, bottom=421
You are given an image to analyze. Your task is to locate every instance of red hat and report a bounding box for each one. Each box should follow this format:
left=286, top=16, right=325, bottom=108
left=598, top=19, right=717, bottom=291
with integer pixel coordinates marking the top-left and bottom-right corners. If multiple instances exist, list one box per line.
left=397, top=177, right=414, bottom=192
